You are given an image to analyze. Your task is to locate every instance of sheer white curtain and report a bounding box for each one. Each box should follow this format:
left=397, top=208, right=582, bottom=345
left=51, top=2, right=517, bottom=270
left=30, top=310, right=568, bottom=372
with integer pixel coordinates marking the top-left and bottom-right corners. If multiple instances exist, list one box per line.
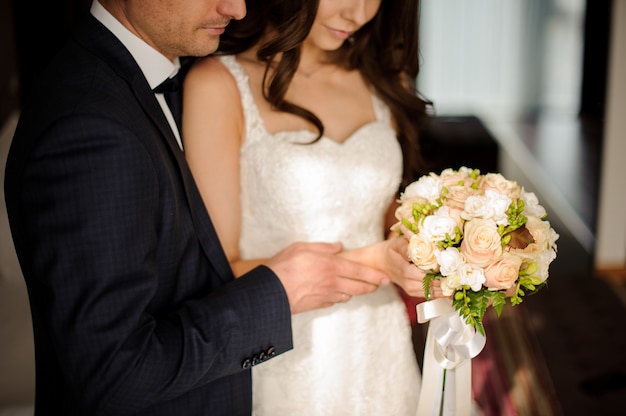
left=418, top=0, right=585, bottom=120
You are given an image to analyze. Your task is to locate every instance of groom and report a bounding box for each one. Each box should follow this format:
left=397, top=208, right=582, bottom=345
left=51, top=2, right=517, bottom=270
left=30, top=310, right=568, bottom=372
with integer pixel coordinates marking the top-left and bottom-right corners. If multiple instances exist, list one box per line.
left=3, top=0, right=389, bottom=414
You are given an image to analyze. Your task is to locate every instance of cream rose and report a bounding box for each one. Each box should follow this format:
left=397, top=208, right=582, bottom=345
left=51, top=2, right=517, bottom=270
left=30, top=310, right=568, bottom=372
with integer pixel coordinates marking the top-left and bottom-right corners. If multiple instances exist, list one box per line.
left=480, top=173, right=521, bottom=199
left=440, top=167, right=475, bottom=188
left=460, top=218, right=503, bottom=266
left=407, top=233, right=440, bottom=272
left=533, top=249, right=557, bottom=282
left=441, top=273, right=462, bottom=296
left=394, top=196, right=429, bottom=222
left=483, top=252, right=523, bottom=290
left=446, top=184, right=480, bottom=211
left=508, top=216, right=559, bottom=259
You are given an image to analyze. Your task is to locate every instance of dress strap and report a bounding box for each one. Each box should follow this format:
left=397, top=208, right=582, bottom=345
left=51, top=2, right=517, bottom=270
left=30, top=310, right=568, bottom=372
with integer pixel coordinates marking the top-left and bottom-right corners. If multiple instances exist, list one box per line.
left=220, top=55, right=391, bottom=143
left=218, top=55, right=267, bottom=147
left=371, top=93, right=391, bottom=124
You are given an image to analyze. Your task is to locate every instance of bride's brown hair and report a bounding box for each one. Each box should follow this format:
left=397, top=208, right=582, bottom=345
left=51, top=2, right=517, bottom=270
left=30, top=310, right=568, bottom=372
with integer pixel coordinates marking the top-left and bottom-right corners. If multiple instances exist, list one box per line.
left=217, top=0, right=433, bottom=185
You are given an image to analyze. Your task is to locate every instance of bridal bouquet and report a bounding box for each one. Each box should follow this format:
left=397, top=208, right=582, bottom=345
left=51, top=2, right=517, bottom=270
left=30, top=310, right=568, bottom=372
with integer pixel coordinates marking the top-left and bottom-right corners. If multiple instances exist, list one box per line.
left=392, top=166, right=559, bottom=335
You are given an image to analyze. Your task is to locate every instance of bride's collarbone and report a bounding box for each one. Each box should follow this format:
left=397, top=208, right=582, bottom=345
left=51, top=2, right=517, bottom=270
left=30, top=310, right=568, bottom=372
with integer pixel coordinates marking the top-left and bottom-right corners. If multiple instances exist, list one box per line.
left=252, top=70, right=377, bottom=143
left=286, top=80, right=374, bottom=116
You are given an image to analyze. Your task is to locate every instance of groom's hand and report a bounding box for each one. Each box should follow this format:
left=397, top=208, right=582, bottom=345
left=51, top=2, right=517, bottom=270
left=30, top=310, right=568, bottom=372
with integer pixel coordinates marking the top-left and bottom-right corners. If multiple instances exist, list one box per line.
left=266, top=241, right=389, bottom=314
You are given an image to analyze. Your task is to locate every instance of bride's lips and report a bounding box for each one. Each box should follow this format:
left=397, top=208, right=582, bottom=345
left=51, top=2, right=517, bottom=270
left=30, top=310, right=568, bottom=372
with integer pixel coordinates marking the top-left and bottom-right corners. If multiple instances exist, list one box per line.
left=326, top=27, right=354, bottom=40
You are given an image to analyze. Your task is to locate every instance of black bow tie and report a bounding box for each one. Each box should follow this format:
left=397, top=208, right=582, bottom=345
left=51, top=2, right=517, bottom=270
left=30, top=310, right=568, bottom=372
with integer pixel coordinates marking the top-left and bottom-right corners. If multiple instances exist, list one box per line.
left=154, top=73, right=182, bottom=94
left=154, top=67, right=187, bottom=134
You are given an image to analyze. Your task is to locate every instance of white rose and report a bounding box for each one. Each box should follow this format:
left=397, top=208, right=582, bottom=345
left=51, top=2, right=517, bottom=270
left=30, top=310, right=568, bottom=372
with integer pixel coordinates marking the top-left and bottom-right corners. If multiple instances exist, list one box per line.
left=521, top=188, right=547, bottom=218
left=483, top=189, right=512, bottom=225
left=435, top=247, right=464, bottom=276
left=402, top=173, right=442, bottom=204
left=461, top=194, right=492, bottom=221
left=457, top=166, right=476, bottom=177
left=457, top=263, right=486, bottom=291
left=461, top=190, right=511, bottom=225
left=419, top=206, right=458, bottom=242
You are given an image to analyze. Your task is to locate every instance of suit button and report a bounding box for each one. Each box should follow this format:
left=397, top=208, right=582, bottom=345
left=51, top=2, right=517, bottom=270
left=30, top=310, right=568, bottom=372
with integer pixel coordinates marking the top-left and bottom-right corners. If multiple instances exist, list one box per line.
left=242, top=358, right=252, bottom=369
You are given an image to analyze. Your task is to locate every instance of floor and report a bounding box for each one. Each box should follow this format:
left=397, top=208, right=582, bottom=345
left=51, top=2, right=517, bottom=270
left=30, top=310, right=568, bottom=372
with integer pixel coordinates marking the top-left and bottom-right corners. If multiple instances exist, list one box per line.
left=523, top=232, right=626, bottom=416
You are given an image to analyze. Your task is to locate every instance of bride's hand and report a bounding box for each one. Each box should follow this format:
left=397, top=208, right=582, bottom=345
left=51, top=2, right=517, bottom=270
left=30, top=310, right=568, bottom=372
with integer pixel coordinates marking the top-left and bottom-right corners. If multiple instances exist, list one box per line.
left=389, top=222, right=415, bottom=240
left=267, top=241, right=389, bottom=314
left=379, top=236, right=444, bottom=300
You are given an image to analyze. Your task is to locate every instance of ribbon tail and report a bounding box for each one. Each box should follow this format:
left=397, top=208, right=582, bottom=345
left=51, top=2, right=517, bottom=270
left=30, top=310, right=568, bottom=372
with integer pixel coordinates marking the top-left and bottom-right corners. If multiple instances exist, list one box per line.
left=441, top=358, right=472, bottom=416
left=416, top=323, right=445, bottom=416
left=416, top=299, right=483, bottom=416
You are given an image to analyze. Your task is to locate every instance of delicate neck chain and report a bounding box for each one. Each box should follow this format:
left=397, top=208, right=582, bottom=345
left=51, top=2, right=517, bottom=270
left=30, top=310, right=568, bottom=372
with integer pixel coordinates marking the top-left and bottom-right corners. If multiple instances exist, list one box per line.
left=296, top=63, right=325, bottom=78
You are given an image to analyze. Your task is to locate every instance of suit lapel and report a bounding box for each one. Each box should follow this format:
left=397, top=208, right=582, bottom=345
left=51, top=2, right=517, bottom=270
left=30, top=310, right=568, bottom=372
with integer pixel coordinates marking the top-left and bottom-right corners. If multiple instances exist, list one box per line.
left=134, top=77, right=235, bottom=283
left=80, top=16, right=235, bottom=283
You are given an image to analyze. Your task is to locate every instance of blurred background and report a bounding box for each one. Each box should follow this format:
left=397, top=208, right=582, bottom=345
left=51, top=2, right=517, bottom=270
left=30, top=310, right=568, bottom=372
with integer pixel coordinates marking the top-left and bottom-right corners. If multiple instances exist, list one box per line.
left=1, top=0, right=624, bottom=415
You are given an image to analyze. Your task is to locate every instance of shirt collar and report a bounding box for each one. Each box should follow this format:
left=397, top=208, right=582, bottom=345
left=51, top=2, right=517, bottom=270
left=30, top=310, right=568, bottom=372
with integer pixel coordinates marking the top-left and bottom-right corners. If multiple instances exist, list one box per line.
left=91, top=0, right=180, bottom=89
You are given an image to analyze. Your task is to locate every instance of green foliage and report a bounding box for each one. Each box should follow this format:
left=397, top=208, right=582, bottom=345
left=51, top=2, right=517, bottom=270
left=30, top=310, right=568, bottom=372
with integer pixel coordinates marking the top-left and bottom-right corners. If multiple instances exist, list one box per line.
left=437, top=227, right=462, bottom=249
left=498, top=200, right=528, bottom=241
left=422, top=273, right=439, bottom=300
left=424, top=274, right=544, bottom=336
left=451, top=286, right=490, bottom=336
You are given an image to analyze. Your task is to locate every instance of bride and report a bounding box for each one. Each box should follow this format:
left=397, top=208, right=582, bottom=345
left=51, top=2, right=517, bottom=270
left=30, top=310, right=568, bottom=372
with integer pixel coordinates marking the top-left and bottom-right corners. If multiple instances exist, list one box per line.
left=183, top=0, right=434, bottom=414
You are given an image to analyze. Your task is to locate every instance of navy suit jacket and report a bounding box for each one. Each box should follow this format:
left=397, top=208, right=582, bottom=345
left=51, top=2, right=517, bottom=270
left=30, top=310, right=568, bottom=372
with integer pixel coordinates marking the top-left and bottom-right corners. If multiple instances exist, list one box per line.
left=4, top=13, right=293, bottom=416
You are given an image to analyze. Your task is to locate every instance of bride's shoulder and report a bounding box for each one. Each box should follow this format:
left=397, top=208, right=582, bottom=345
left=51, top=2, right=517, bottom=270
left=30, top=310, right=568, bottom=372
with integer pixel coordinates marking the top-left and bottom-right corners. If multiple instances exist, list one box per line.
left=187, top=56, right=231, bottom=82
left=185, top=56, right=239, bottom=97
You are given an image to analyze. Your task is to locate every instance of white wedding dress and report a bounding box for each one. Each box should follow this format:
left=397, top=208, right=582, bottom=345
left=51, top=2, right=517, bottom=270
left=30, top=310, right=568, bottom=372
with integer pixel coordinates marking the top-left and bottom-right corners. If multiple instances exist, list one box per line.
left=220, top=55, right=421, bottom=416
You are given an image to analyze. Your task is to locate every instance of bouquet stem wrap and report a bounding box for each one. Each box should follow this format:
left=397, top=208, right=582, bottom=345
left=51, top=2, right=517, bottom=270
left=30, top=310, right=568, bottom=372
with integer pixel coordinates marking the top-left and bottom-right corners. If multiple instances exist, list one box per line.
left=416, top=298, right=486, bottom=416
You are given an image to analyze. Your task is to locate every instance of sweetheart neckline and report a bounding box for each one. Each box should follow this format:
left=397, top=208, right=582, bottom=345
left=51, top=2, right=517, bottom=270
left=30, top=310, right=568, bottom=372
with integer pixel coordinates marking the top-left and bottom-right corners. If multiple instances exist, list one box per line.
left=220, top=55, right=394, bottom=147
left=262, top=119, right=388, bottom=145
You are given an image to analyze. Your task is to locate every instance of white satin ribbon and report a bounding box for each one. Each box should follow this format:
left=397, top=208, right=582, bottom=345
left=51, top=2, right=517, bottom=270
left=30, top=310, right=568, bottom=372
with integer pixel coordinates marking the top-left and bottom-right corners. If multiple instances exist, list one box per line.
left=415, top=298, right=486, bottom=416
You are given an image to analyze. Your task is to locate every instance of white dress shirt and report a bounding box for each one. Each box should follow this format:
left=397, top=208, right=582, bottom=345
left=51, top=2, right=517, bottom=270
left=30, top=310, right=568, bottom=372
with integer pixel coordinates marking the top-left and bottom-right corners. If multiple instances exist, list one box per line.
left=91, top=1, right=183, bottom=149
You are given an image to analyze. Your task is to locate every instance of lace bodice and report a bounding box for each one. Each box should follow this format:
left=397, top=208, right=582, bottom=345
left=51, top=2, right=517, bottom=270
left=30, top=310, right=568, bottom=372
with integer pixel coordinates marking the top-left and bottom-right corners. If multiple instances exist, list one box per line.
left=219, top=55, right=420, bottom=416
left=220, top=55, right=403, bottom=256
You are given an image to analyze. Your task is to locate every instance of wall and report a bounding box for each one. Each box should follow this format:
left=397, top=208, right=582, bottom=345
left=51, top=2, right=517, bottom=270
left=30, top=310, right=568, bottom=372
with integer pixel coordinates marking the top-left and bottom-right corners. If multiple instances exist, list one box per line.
left=0, top=0, right=34, bottom=408
left=0, top=113, right=34, bottom=407
left=595, top=0, right=626, bottom=270
left=0, top=0, right=19, bottom=125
